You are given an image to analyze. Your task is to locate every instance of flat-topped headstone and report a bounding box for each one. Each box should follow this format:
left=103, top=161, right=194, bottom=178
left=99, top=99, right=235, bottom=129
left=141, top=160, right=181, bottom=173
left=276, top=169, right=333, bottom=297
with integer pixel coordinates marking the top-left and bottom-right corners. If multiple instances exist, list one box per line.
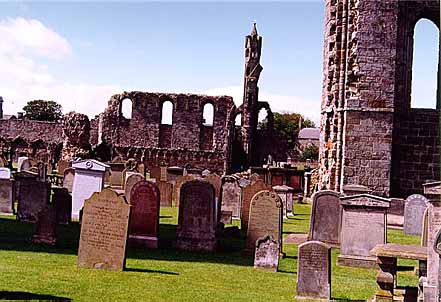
left=157, top=181, right=173, bottom=207
left=124, top=173, right=144, bottom=204
left=337, top=194, right=390, bottom=268
left=176, top=180, right=217, bottom=252
left=244, top=190, right=282, bottom=255
left=72, top=159, right=109, bottom=219
left=204, top=173, right=222, bottom=219
left=423, top=181, right=441, bottom=197
left=62, top=168, right=75, bottom=193
left=0, top=178, right=13, bottom=214
left=254, top=235, right=279, bottom=272
left=241, top=179, right=271, bottom=232
left=342, top=184, right=372, bottom=196
left=77, top=188, right=130, bottom=271
left=32, top=205, right=57, bottom=246
left=128, top=180, right=160, bottom=248
left=57, top=159, right=70, bottom=175
left=404, top=194, right=429, bottom=235
left=273, top=185, right=294, bottom=217
left=308, top=190, right=341, bottom=246
left=0, top=168, right=11, bottom=179
left=16, top=172, right=51, bottom=222
left=52, top=187, right=72, bottom=225
left=17, top=157, right=31, bottom=172
left=220, top=176, right=241, bottom=219
left=296, top=241, right=331, bottom=300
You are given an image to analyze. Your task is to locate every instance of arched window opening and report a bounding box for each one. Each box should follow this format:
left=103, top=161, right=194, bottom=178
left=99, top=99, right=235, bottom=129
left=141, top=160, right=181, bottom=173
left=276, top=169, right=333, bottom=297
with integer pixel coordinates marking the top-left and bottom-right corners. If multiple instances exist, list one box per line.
left=235, top=114, right=242, bottom=126
left=411, top=18, right=439, bottom=109
left=257, top=108, right=268, bottom=130
left=202, top=103, right=214, bottom=126
left=121, top=98, right=132, bottom=119
left=161, top=101, right=173, bottom=125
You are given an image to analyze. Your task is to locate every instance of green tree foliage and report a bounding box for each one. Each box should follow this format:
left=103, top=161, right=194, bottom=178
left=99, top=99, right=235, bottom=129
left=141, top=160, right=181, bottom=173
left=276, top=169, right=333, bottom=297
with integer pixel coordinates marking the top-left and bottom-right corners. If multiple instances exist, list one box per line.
left=301, top=144, right=319, bottom=161
left=23, top=100, right=63, bottom=122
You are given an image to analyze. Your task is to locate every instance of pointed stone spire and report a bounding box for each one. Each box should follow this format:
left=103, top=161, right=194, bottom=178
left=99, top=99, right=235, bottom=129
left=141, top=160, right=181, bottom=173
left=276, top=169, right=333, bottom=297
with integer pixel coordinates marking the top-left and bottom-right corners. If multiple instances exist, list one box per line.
left=251, top=22, right=258, bottom=36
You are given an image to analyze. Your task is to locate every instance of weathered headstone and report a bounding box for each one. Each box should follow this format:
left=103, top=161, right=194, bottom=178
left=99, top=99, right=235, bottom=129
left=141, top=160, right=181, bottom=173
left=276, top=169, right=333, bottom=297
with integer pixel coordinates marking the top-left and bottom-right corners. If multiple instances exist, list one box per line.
left=72, top=159, right=109, bottom=219
left=0, top=168, right=11, bottom=179
left=57, top=159, right=70, bottom=175
left=157, top=181, right=173, bottom=207
left=176, top=180, right=217, bottom=252
left=124, top=173, right=144, bottom=204
left=296, top=241, right=331, bottom=300
left=241, top=179, right=271, bottom=232
left=204, top=173, right=222, bottom=220
left=108, top=162, right=125, bottom=188
left=128, top=180, right=160, bottom=248
left=62, top=168, right=75, bottom=193
left=32, top=205, right=57, bottom=246
left=77, top=188, right=130, bottom=271
left=220, top=210, right=232, bottom=225
left=52, top=187, right=72, bottom=224
left=342, top=184, right=372, bottom=196
left=422, top=207, right=429, bottom=247
left=173, top=175, right=196, bottom=207
left=17, top=157, right=31, bottom=172
left=254, top=235, right=279, bottom=272
left=337, top=194, right=390, bottom=268
left=244, top=190, right=282, bottom=255
left=273, top=185, right=294, bottom=217
left=220, top=176, right=241, bottom=219
left=0, top=177, right=13, bottom=214
left=404, top=194, right=429, bottom=235
left=16, top=172, right=51, bottom=222
left=308, top=190, right=341, bottom=246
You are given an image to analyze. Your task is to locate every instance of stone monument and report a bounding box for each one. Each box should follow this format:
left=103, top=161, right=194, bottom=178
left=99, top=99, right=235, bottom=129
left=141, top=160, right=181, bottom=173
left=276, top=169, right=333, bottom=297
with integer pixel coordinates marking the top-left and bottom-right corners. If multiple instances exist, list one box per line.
left=0, top=168, right=13, bottom=214
left=253, top=235, right=279, bottom=272
left=62, top=168, right=75, bottom=193
left=404, top=194, right=429, bottom=235
left=157, top=181, right=173, bottom=207
left=220, top=176, right=241, bottom=219
left=32, top=205, right=57, bottom=246
left=16, top=171, right=51, bottom=222
left=241, top=179, right=271, bottom=232
left=124, top=173, right=144, bottom=204
left=273, top=185, right=294, bottom=217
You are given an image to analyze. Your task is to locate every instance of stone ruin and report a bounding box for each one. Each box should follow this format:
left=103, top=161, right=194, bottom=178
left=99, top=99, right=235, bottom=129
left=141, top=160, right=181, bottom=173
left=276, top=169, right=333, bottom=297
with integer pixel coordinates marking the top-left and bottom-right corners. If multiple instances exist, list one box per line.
left=61, top=112, right=92, bottom=161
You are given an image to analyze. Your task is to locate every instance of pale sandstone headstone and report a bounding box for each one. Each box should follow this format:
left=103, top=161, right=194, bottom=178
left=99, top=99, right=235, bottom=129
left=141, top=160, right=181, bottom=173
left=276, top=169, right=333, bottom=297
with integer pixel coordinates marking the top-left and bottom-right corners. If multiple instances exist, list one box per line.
left=57, top=159, right=70, bottom=175
left=308, top=190, right=341, bottom=246
left=220, top=176, right=241, bottom=219
left=157, top=181, right=173, bottom=207
left=17, top=157, right=31, bottom=172
left=124, top=173, right=144, bottom=204
left=128, top=180, right=160, bottom=248
left=62, top=168, right=75, bottom=193
left=176, top=180, right=217, bottom=252
left=77, top=188, right=130, bottom=271
left=273, top=185, right=294, bottom=217
left=254, top=235, right=279, bottom=272
left=296, top=241, right=331, bottom=300
left=404, top=194, right=429, bottom=235
left=0, top=178, right=13, bottom=214
left=241, top=179, right=271, bottom=232
left=244, top=190, right=282, bottom=255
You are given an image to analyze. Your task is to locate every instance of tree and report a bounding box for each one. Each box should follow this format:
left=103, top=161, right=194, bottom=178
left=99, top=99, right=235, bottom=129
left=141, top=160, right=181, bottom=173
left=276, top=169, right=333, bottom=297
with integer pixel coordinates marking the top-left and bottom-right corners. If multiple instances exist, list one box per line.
left=301, top=144, right=319, bottom=161
left=23, top=100, right=63, bottom=122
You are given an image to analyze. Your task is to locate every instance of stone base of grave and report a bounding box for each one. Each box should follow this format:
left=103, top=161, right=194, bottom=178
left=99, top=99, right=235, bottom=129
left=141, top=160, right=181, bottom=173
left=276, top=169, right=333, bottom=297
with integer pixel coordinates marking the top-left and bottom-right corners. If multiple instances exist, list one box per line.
left=176, top=237, right=216, bottom=252
left=295, top=295, right=329, bottom=301
left=337, top=254, right=378, bottom=269
left=129, top=235, right=158, bottom=249
left=423, top=284, right=437, bottom=301
left=32, top=235, right=56, bottom=246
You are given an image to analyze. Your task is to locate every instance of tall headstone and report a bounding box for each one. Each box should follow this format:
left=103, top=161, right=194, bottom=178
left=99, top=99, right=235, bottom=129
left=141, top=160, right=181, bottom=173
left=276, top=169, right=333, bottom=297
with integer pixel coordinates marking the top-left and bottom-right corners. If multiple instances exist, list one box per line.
left=176, top=180, right=217, bottom=252
left=220, top=176, right=241, bottom=219
left=241, top=179, right=271, bottom=232
left=71, top=159, right=109, bottom=219
left=157, top=181, right=173, bottom=207
left=52, top=187, right=72, bottom=224
left=422, top=207, right=429, bottom=247
left=296, top=241, right=331, bottom=300
left=62, top=168, right=75, bottom=193
left=128, top=180, right=160, bottom=248
left=124, top=173, right=144, bottom=204
left=77, top=188, right=130, bottom=271
left=204, top=173, right=222, bottom=220
left=16, top=172, right=51, bottom=222
left=0, top=168, right=13, bottom=214
left=273, top=185, right=294, bottom=217
left=17, top=157, right=31, bottom=172
left=173, top=175, right=196, bottom=207
left=308, top=190, right=341, bottom=246
left=244, top=190, right=282, bottom=255
left=32, top=205, right=57, bottom=246
left=254, top=235, right=279, bottom=272
left=337, top=194, right=390, bottom=268
left=404, top=194, right=429, bottom=235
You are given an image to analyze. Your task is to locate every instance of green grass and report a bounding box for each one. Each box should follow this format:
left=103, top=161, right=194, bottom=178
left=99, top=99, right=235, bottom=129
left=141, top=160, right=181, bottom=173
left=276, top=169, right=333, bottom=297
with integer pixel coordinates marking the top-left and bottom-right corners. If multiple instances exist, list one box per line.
left=0, top=204, right=421, bottom=301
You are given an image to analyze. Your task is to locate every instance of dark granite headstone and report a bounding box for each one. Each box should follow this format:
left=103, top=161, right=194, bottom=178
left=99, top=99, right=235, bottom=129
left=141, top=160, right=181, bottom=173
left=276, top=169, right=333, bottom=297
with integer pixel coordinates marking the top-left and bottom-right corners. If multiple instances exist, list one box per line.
left=52, top=187, right=72, bottom=224
left=176, top=180, right=217, bottom=252
left=77, top=188, right=130, bottom=271
left=404, top=194, right=429, bottom=235
left=128, top=180, right=160, bottom=248
left=16, top=172, right=51, bottom=222
left=254, top=235, right=279, bottom=272
left=32, top=205, right=57, bottom=246
left=308, top=190, right=341, bottom=245
left=296, top=241, right=331, bottom=300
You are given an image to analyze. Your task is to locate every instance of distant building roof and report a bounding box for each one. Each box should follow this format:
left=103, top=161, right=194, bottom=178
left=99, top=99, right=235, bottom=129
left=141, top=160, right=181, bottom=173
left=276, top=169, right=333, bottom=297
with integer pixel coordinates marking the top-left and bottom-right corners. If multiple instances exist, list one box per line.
left=298, top=128, right=319, bottom=140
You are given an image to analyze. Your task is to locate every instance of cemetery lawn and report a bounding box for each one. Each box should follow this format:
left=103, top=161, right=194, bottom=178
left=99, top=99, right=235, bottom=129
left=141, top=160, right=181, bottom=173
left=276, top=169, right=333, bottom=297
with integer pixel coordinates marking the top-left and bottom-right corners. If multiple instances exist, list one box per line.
left=0, top=204, right=420, bottom=301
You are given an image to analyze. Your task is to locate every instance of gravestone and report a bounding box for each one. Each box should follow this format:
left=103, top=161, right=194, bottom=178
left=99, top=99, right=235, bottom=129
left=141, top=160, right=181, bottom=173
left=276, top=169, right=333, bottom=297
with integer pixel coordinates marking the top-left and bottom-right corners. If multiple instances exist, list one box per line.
left=17, top=157, right=31, bottom=172
left=204, top=173, right=222, bottom=220
left=220, top=210, right=232, bottom=225
left=238, top=177, right=251, bottom=188
left=422, top=207, right=429, bottom=247
left=157, top=181, right=173, bottom=207
left=273, top=185, right=294, bottom=217
left=0, top=168, right=13, bottom=213
left=108, top=163, right=125, bottom=188
left=241, top=179, right=271, bottom=232
left=77, top=188, right=130, bottom=271
left=0, top=168, right=11, bottom=179
left=52, top=187, right=72, bottom=224
left=254, top=235, right=279, bottom=272
left=16, top=172, right=51, bottom=222
left=244, top=190, right=282, bottom=255
left=62, top=168, right=75, bottom=193
left=72, top=159, right=109, bottom=219
left=220, top=176, right=241, bottom=219
left=296, top=241, right=331, bottom=300
left=342, top=184, right=372, bottom=196
left=32, top=205, right=57, bottom=246
left=308, top=190, right=341, bottom=246
left=176, top=180, right=217, bottom=252
left=337, top=194, right=390, bottom=268
left=128, top=180, right=160, bottom=248
left=57, top=159, right=70, bottom=175
left=124, top=173, right=144, bottom=204
left=174, top=175, right=196, bottom=207
left=404, top=194, right=429, bottom=235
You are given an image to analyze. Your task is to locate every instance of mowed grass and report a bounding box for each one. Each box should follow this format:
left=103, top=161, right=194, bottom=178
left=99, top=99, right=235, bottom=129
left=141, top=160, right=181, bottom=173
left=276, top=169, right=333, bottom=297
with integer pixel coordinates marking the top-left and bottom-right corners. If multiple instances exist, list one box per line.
left=0, top=204, right=421, bottom=301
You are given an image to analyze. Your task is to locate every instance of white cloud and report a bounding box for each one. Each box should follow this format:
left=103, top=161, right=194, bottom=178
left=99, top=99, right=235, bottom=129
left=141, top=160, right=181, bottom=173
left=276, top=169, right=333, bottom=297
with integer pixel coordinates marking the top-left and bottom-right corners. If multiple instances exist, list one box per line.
left=203, top=85, right=321, bottom=125
left=0, top=17, right=119, bottom=117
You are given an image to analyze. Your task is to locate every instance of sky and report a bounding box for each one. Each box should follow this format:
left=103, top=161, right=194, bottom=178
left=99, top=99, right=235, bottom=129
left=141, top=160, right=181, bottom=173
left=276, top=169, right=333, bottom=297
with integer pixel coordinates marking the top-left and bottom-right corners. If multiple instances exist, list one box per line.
left=0, top=1, right=438, bottom=125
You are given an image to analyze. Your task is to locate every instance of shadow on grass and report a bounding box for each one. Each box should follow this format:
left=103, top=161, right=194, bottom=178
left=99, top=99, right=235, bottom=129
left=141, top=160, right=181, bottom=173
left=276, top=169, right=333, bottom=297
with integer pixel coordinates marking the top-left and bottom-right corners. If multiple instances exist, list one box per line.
left=0, top=291, right=71, bottom=301
left=125, top=267, right=179, bottom=275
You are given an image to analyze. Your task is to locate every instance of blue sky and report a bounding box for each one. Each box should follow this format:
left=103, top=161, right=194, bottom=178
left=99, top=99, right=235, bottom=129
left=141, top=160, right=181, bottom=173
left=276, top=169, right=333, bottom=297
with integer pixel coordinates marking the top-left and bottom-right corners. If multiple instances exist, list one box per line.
left=0, top=1, right=438, bottom=124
